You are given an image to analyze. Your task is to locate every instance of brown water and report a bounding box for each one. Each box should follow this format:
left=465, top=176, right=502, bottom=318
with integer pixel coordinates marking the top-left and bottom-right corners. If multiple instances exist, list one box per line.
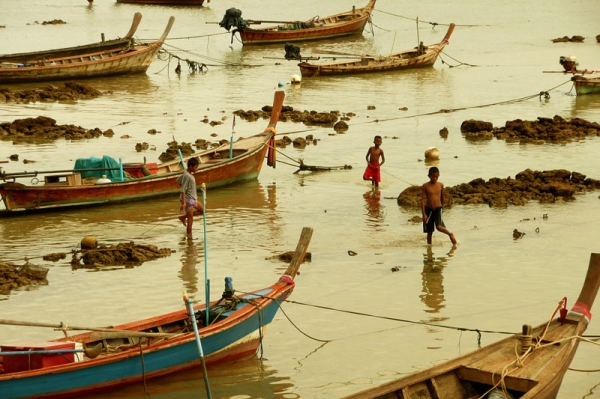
left=1, top=0, right=600, bottom=397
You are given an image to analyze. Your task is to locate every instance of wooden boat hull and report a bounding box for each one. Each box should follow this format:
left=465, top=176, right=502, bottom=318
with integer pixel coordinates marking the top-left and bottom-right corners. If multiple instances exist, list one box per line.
left=116, top=0, right=205, bottom=4
left=343, top=253, right=600, bottom=399
left=238, top=0, right=376, bottom=45
left=0, top=13, right=142, bottom=64
left=0, top=91, right=284, bottom=213
left=299, top=23, right=455, bottom=77
left=572, top=76, right=600, bottom=95
left=0, top=134, right=269, bottom=212
left=0, top=227, right=314, bottom=399
left=0, top=16, right=174, bottom=84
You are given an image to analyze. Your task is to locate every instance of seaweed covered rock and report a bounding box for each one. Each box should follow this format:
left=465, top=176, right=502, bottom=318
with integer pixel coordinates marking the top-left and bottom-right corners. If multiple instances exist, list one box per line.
left=0, top=262, right=49, bottom=295
left=397, top=169, right=600, bottom=208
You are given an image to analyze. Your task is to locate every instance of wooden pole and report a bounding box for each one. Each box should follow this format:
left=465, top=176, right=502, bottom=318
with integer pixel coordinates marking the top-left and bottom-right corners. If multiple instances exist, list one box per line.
left=184, top=291, right=212, bottom=398
left=0, top=318, right=137, bottom=333
left=201, top=182, right=210, bottom=327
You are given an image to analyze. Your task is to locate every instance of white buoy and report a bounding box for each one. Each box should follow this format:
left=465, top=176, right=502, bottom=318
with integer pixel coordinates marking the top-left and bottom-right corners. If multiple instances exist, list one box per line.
left=424, top=147, right=440, bottom=160
left=291, top=74, right=302, bottom=84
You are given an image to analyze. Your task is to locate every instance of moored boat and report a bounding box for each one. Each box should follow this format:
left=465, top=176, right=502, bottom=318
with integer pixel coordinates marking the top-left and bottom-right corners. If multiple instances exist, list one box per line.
left=0, top=15, right=174, bottom=84
left=343, top=253, right=600, bottom=399
left=0, top=13, right=142, bottom=64
left=0, top=91, right=285, bottom=213
left=298, top=23, right=455, bottom=77
left=572, top=75, right=600, bottom=95
left=220, top=0, right=376, bottom=45
left=0, top=226, right=313, bottom=399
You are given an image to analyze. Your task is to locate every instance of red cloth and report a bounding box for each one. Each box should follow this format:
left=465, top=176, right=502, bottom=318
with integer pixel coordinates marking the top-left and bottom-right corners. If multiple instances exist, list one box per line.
left=363, top=162, right=380, bottom=183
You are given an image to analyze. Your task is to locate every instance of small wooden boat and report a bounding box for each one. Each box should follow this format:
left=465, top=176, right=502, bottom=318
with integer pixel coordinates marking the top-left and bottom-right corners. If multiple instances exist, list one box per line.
left=0, top=91, right=284, bottom=213
left=0, top=13, right=142, bottom=64
left=343, top=253, right=600, bottom=399
left=298, top=23, right=455, bottom=77
left=0, top=16, right=174, bottom=84
left=572, top=75, right=600, bottom=95
left=116, top=0, right=206, bottom=4
left=0, top=226, right=313, bottom=399
left=228, top=0, right=376, bottom=45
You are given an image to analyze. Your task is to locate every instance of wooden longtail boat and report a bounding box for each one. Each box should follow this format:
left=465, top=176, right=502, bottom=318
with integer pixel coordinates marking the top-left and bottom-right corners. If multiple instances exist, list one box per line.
left=0, top=226, right=313, bottom=399
left=233, top=0, right=376, bottom=45
left=116, top=0, right=206, bottom=5
left=572, top=75, right=600, bottom=95
left=343, top=253, right=600, bottom=399
left=298, top=23, right=455, bottom=78
left=0, top=16, right=174, bottom=84
left=0, top=13, right=142, bottom=64
left=0, top=91, right=284, bottom=213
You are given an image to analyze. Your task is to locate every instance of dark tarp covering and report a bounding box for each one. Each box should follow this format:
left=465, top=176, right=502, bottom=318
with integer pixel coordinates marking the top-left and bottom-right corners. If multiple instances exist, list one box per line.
left=219, top=8, right=247, bottom=31
left=284, top=43, right=302, bottom=60
left=73, top=155, right=122, bottom=181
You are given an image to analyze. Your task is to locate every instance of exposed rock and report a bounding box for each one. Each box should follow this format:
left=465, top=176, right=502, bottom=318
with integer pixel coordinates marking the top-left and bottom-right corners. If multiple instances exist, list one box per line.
left=397, top=169, right=600, bottom=208
left=0, top=262, right=49, bottom=295
left=0, top=82, right=101, bottom=104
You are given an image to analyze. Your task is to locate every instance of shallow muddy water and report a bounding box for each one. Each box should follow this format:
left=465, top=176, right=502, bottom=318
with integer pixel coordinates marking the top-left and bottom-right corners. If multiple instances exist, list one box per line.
left=1, top=0, right=600, bottom=397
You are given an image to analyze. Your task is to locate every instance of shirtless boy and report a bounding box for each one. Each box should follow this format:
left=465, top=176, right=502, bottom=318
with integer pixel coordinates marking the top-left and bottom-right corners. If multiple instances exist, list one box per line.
left=363, top=135, right=385, bottom=187
left=421, top=167, right=457, bottom=245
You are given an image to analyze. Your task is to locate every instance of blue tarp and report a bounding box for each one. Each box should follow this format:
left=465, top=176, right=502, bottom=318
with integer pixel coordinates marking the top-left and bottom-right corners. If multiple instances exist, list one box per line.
left=73, top=155, right=122, bottom=181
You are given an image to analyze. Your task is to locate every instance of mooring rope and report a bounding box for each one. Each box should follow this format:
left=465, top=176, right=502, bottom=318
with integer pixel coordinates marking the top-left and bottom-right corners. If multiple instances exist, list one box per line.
left=372, top=9, right=487, bottom=28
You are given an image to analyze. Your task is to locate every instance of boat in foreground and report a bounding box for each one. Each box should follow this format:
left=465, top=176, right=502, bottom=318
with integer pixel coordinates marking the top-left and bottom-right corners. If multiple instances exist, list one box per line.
left=0, top=227, right=313, bottom=399
left=343, top=252, right=600, bottom=399
left=0, top=15, right=174, bottom=84
left=224, top=0, right=375, bottom=45
left=298, top=23, right=455, bottom=78
left=572, top=75, right=600, bottom=95
left=0, top=91, right=284, bottom=213
left=0, top=13, right=142, bottom=64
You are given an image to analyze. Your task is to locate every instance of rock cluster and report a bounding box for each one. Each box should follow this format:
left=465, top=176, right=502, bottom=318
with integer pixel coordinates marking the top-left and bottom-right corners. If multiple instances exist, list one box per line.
left=0, top=116, right=113, bottom=144
left=0, top=82, right=102, bottom=104
left=71, top=242, right=173, bottom=268
left=0, top=262, right=49, bottom=295
left=397, top=169, right=600, bottom=208
left=234, top=105, right=350, bottom=129
left=460, top=116, right=600, bottom=143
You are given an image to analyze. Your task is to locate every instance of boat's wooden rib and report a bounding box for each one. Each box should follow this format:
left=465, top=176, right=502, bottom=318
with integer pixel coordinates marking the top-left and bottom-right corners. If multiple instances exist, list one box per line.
left=0, top=227, right=313, bottom=399
left=0, top=15, right=174, bottom=84
left=343, top=253, right=600, bottom=399
left=0, top=13, right=142, bottom=64
left=0, top=91, right=285, bottom=213
left=298, top=23, right=455, bottom=77
left=235, top=0, right=376, bottom=45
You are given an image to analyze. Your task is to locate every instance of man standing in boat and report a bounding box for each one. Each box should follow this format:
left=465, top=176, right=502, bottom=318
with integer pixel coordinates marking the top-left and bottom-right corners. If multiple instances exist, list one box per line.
left=177, top=158, right=204, bottom=236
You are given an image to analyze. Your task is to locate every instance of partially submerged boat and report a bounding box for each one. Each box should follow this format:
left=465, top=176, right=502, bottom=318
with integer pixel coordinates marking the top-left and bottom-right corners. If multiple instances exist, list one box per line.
left=0, top=227, right=313, bottom=399
left=298, top=23, right=455, bottom=77
left=0, top=13, right=142, bottom=64
left=0, top=15, right=174, bottom=84
left=0, top=91, right=284, bottom=213
left=343, top=253, right=600, bottom=399
left=220, top=0, right=376, bottom=45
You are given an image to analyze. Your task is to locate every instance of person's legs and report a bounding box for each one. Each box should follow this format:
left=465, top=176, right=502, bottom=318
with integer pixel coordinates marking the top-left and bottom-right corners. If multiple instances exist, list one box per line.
left=436, top=225, right=457, bottom=245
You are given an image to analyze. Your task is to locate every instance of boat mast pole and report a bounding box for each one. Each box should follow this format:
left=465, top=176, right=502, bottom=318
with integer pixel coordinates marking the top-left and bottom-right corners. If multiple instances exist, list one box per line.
left=416, top=16, right=420, bottom=48
left=183, top=291, right=212, bottom=399
left=201, top=183, right=210, bottom=327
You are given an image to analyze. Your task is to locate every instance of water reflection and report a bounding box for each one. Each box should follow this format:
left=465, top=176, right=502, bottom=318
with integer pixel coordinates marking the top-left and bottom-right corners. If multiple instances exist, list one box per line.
left=420, top=246, right=456, bottom=314
left=363, top=189, right=385, bottom=228
left=179, top=237, right=201, bottom=295
left=84, top=356, right=294, bottom=399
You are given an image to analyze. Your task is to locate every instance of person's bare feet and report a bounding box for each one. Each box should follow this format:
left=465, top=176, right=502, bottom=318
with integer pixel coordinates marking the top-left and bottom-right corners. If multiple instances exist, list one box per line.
left=449, top=233, right=457, bottom=245
left=178, top=215, right=187, bottom=226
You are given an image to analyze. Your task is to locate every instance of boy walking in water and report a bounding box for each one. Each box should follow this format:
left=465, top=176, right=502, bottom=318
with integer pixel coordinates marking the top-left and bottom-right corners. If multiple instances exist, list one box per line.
left=363, top=135, right=385, bottom=187
left=177, top=158, right=204, bottom=236
left=422, top=167, right=457, bottom=246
